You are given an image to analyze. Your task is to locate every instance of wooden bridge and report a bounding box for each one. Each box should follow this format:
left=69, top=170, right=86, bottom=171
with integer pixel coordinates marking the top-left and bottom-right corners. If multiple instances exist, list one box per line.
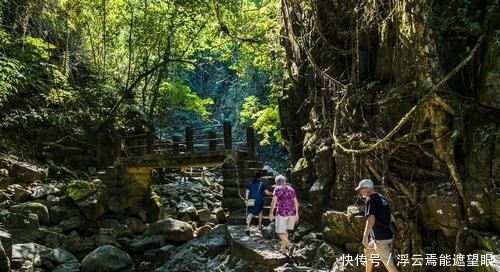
left=119, top=122, right=256, bottom=168
left=113, top=122, right=268, bottom=218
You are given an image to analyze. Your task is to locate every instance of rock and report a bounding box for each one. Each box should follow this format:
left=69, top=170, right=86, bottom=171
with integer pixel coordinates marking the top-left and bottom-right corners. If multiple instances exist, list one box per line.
left=0, top=210, right=40, bottom=241
left=0, top=230, right=12, bottom=260
left=59, top=216, right=89, bottom=233
left=81, top=245, right=133, bottom=272
left=123, top=217, right=147, bottom=234
left=197, top=208, right=211, bottom=222
left=12, top=242, right=51, bottom=267
left=28, top=183, right=61, bottom=199
left=10, top=201, right=50, bottom=225
left=130, top=235, right=164, bottom=252
left=38, top=227, right=64, bottom=248
left=147, top=190, right=164, bottom=222
left=0, top=240, right=10, bottom=272
left=144, top=218, right=194, bottom=242
left=261, top=221, right=277, bottom=240
left=60, top=232, right=96, bottom=255
left=52, top=263, right=81, bottom=272
left=322, top=211, right=364, bottom=247
left=196, top=225, right=212, bottom=237
left=6, top=158, right=48, bottom=184
left=66, top=179, right=108, bottom=221
left=213, top=207, right=227, bottom=223
left=177, top=200, right=198, bottom=220
left=158, top=244, right=177, bottom=263
left=423, top=194, right=461, bottom=236
left=310, top=241, right=345, bottom=270
left=158, top=224, right=228, bottom=271
left=41, top=247, right=78, bottom=264
left=5, top=184, right=30, bottom=203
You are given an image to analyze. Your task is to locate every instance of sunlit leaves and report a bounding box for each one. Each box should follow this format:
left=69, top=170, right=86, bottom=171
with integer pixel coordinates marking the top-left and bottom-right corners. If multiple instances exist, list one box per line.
left=157, top=80, right=214, bottom=120
left=240, top=95, right=282, bottom=145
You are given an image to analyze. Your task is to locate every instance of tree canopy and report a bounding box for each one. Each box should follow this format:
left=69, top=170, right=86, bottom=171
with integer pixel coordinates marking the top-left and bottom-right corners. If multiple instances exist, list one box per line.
left=0, top=0, right=287, bottom=167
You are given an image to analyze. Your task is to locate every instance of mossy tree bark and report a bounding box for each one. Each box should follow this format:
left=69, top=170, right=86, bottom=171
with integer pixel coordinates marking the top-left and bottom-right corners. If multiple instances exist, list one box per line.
left=279, top=0, right=499, bottom=262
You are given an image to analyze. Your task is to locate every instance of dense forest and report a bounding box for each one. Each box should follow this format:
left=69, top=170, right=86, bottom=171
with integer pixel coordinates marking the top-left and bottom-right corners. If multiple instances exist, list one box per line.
left=0, top=0, right=287, bottom=170
left=1, top=0, right=500, bottom=271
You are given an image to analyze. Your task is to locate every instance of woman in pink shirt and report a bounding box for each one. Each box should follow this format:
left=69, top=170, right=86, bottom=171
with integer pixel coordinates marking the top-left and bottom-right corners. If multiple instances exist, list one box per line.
left=269, top=174, right=299, bottom=254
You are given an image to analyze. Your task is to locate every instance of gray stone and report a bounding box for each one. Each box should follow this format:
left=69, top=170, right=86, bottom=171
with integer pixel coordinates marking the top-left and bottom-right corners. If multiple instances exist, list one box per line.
left=52, top=263, right=81, bottom=272
left=10, top=202, right=50, bottom=225
left=66, top=179, right=108, bottom=221
left=130, top=235, right=164, bottom=252
left=0, top=240, right=10, bottom=272
left=41, top=247, right=78, bottom=264
left=81, top=245, right=133, bottom=272
left=159, top=244, right=177, bottom=263
left=144, top=218, right=194, bottom=242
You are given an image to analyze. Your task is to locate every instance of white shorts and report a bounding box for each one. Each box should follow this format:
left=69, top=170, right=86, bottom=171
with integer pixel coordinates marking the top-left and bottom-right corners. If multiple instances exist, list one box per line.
left=275, top=215, right=296, bottom=234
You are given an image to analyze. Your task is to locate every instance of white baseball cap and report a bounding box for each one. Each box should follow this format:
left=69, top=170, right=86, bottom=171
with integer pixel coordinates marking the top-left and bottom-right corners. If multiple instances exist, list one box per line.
left=354, top=179, right=374, bottom=190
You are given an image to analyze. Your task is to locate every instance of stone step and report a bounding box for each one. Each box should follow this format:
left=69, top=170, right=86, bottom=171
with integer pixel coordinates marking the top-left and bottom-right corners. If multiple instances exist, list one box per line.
left=227, top=208, right=272, bottom=225
left=227, top=225, right=288, bottom=270
left=222, top=196, right=273, bottom=210
left=222, top=185, right=274, bottom=199
left=222, top=168, right=265, bottom=178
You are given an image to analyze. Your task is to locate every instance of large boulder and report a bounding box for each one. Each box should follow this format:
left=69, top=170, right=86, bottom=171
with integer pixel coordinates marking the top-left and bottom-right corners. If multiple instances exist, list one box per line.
left=10, top=202, right=50, bottom=225
left=66, top=179, right=108, bottom=221
left=421, top=194, right=461, bottom=236
left=81, top=245, right=133, bottom=272
left=0, top=210, right=40, bottom=241
left=0, top=156, right=48, bottom=184
left=144, top=218, right=194, bottom=242
left=322, top=211, right=365, bottom=248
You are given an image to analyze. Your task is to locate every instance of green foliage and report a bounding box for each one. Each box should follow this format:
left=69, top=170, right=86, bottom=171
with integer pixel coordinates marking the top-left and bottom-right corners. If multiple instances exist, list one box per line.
left=0, top=57, right=23, bottom=105
left=0, top=0, right=287, bottom=169
left=240, top=95, right=283, bottom=145
left=157, top=80, right=214, bottom=120
left=441, top=0, right=486, bottom=34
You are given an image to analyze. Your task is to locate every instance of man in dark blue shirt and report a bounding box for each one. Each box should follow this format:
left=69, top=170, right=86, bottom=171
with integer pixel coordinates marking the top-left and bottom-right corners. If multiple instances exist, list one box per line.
left=355, top=179, right=398, bottom=272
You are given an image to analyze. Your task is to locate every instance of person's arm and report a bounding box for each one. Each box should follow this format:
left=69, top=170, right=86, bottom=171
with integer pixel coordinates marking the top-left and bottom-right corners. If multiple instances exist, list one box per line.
left=363, top=215, right=375, bottom=248
left=264, top=189, right=273, bottom=196
left=294, top=197, right=299, bottom=221
left=269, top=196, right=277, bottom=220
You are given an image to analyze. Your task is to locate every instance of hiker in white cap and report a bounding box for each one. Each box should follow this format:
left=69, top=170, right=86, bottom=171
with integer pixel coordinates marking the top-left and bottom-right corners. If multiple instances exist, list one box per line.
left=355, top=179, right=398, bottom=272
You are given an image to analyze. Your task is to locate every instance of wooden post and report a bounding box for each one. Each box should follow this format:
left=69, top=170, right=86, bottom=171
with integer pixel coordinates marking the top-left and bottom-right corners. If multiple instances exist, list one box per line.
left=173, top=135, right=181, bottom=154
left=146, top=130, right=154, bottom=154
left=114, top=135, right=123, bottom=158
left=223, top=122, right=232, bottom=150
left=209, top=131, right=217, bottom=151
left=246, top=126, right=255, bottom=156
left=186, top=127, right=194, bottom=152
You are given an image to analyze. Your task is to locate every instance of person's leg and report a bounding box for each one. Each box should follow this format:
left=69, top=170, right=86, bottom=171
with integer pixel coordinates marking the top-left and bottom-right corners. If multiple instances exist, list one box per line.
left=258, top=211, right=263, bottom=229
left=364, top=246, right=375, bottom=272
left=278, top=232, right=290, bottom=252
left=275, top=216, right=290, bottom=253
left=375, top=239, right=398, bottom=272
left=246, top=212, right=254, bottom=234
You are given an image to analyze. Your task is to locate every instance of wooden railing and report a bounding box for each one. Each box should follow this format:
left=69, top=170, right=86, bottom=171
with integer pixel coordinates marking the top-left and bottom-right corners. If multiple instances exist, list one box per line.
left=119, top=122, right=255, bottom=157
